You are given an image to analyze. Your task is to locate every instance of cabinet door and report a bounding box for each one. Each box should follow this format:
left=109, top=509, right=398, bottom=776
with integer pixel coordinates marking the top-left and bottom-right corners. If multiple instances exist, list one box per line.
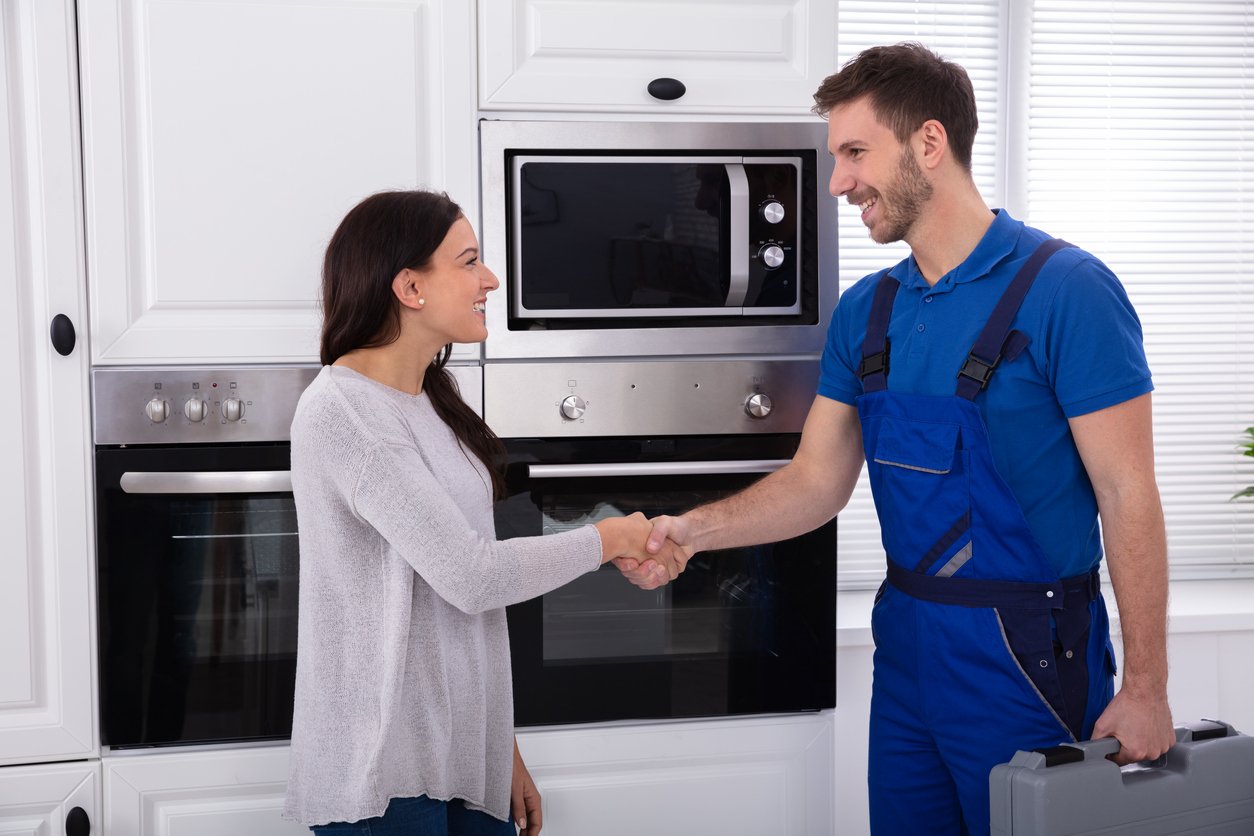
left=0, top=761, right=101, bottom=835
left=479, top=0, right=837, bottom=113
left=104, top=746, right=307, bottom=835
left=0, top=0, right=97, bottom=767
left=79, top=0, right=479, bottom=365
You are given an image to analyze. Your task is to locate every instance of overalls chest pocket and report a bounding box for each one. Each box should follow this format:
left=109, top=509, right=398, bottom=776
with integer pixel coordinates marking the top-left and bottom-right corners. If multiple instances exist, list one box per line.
left=868, top=416, right=972, bottom=575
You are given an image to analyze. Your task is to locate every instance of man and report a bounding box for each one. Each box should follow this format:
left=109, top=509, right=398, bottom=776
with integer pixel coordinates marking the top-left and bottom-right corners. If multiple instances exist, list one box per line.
left=634, top=42, right=1174, bottom=835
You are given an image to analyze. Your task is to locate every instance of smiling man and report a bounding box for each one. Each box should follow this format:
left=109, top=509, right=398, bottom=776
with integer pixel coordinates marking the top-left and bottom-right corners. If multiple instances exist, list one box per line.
left=639, top=42, right=1175, bottom=835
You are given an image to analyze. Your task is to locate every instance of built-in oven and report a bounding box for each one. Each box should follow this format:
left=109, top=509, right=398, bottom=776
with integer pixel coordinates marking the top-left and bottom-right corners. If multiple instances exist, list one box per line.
left=480, top=120, right=838, bottom=360
left=487, top=358, right=837, bottom=725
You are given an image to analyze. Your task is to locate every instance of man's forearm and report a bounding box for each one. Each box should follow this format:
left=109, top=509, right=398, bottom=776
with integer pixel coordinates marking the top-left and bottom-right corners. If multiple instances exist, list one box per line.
left=1101, top=487, right=1169, bottom=696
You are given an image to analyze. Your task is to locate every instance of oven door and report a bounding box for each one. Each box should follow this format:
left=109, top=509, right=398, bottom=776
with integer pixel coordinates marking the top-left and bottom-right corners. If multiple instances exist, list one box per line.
left=498, top=435, right=836, bottom=727
left=95, top=444, right=298, bottom=748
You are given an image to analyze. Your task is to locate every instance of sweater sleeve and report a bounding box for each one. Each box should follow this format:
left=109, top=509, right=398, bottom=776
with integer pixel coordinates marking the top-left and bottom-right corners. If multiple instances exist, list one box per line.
left=352, top=441, right=603, bottom=613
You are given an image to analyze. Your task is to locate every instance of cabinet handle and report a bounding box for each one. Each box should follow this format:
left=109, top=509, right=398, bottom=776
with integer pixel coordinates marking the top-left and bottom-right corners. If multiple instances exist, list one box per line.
left=646, top=77, right=686, bottom=101
left=50, top=313, right=76, bottom=356
left=66, top=806, right=90, bottom=836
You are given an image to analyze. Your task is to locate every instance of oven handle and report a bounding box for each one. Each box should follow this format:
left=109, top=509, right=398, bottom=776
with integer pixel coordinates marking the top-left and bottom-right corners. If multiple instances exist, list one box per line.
left=119, top=470, right=293, bottom=494
left=724, top=162, right=750, bottom=308
left=526, top=459, right=790, bottom=479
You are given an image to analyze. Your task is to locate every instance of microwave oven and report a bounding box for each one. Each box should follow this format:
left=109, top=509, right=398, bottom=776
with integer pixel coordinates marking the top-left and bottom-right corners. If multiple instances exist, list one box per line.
left=480, top=120, right=838, bottom=360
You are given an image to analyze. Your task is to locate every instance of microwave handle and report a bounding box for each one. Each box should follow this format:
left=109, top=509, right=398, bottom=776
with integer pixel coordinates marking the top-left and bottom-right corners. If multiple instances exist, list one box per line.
left=527, top=459, right=789, bottom=479
left=724, top=163, right=750, bottom=307
left=120, top=470, right=293, bottom=494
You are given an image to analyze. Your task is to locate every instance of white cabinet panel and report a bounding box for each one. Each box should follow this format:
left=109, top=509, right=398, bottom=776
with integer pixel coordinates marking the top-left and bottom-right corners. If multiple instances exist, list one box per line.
left=80, top=0, right=479, bottom=364
left=0, top=0, right=97, bottom=767
left=104, top=746, right=306, bottom=836
left=517, top=714, right=834, bottom=836
left=479, top=0, right=837, bottom=113
left=0, top=761, right=101, bottom=835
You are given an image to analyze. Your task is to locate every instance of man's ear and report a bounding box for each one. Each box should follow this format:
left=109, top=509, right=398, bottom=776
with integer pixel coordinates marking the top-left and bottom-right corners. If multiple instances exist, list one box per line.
left=916, top=119, right=949, bottom=170
left=393, top=268, right=424, bottom=310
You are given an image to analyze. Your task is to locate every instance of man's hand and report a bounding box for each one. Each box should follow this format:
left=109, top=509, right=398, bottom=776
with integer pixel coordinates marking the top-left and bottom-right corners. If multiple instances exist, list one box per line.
left=596, top=512, right=690, bottom=585
left=1090, top=686, right=1175, bottom=765
left=512, top=739, right=543, bottom=835
left=612, top=514, right=695, bottom=590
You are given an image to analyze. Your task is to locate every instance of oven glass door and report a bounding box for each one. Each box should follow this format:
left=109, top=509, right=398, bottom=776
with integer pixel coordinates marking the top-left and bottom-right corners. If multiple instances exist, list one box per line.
left=498, top=436, right=836, bottom=727
left=96, top=444, right=297, bottom=748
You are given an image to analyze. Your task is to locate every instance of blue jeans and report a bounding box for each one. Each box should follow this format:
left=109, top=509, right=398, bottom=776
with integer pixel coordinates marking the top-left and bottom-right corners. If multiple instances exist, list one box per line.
left=310, top=795, right=515, bottom=836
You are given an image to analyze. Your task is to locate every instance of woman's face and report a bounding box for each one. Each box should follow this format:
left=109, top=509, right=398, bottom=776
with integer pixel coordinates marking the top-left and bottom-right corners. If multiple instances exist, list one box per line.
left=416, top=216, right=500, bottom=345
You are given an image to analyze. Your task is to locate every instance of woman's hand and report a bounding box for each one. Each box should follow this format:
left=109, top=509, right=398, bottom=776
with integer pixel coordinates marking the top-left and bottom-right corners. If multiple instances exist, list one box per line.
left=512, top=739, right=543, bottom=835
left=594, top=512, right=690, bottom=583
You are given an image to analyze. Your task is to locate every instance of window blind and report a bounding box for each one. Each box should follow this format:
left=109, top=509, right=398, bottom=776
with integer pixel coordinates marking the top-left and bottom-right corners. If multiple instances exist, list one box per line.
left=1021, top=1, right=1254, bottom=579
left=834, top=1, right=1004, bottom=587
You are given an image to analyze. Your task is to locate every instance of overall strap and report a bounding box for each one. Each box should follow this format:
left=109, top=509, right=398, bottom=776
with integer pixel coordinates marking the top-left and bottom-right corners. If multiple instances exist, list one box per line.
left=955, top=238, right=1076, bottom=401
left=858, top=271, right=901, bottom=393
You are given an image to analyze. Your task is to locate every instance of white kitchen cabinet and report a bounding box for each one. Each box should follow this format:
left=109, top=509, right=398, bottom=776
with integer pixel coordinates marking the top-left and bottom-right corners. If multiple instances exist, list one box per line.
left=104, top=746, right=306, bottom=836
left=478, top=0, right=838, bottom=114
left=78, top=0, right=481, bottom=365
left=0, top=0, right=98, bottom=768
left=0, top=761, right=101, bottom=835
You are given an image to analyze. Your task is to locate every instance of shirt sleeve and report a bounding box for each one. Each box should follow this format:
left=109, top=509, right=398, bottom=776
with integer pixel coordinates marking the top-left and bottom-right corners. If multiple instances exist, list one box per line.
left=817, top=282, right=873, bottom=406
left=352, top=442, right=602, bottom=614
left=1040, top=252, right=1153, bottom=418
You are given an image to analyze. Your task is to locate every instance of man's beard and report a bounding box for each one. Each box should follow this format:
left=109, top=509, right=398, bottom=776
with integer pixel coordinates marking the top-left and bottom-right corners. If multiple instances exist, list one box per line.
left=869, top=148, right=934, bottom=244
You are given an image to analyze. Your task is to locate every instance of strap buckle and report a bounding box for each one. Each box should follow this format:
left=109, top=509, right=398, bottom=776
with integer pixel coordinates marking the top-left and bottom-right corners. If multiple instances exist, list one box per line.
left=858, top=339, right=890, bottom=379
left=957, top=352, right=1000, bottom=390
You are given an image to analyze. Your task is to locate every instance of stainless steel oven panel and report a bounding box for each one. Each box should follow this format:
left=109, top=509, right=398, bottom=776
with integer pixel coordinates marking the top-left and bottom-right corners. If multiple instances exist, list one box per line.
left=484, top=358, right=818, bottom=438
left=480, top=119, right=837, bottom=360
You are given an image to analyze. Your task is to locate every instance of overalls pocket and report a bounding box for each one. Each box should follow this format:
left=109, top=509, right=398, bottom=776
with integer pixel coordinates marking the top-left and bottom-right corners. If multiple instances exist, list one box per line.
left=869, top=417, right=971, bottom=574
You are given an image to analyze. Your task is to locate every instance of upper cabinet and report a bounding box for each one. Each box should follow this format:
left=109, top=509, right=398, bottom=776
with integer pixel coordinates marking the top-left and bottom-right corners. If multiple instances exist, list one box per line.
left=0, top=0, right=97, bottom=765
left=478, top=0, right=838, bottom=114
left=79, top=0, right=480, bottom=365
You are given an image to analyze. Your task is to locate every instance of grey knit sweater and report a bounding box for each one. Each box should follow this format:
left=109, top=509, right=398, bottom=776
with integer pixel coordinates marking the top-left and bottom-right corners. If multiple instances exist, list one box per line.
left=283, top=365, right=602, bottom=826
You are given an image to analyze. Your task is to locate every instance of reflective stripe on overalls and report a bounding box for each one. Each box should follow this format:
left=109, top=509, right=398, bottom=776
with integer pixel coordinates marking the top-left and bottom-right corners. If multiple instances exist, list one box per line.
left=859, top=239, right=1116, bottom=836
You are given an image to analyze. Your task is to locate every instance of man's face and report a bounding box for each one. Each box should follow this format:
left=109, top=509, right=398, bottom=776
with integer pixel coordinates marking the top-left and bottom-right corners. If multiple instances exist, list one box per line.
left=826, top=97, right=934, bottom=245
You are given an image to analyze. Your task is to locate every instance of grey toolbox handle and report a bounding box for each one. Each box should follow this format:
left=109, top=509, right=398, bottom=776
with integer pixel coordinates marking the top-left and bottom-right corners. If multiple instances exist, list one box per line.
left=1009, top=719, right=1237, bottom=770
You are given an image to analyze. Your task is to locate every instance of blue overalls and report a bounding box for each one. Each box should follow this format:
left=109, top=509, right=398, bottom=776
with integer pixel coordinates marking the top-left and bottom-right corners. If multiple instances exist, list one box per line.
left=859, top=239, right=1116, bottom=835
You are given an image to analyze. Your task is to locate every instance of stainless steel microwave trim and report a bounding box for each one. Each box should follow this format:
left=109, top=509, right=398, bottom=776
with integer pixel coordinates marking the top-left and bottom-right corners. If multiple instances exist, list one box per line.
left=480, top=119, right=837, bottom=360
left=527, top=460, right=789, bottom=479
left=119, top=470, right=293, bottom=494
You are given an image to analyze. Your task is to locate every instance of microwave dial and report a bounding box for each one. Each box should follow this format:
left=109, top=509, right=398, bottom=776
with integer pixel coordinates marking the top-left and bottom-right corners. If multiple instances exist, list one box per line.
left=744, top=392, right=773, bottom=419
left=760, top=200, right=785, bottom=224
left=758, top=244, right=785, bottom=270
left=560, top=395, right=586, bottom=421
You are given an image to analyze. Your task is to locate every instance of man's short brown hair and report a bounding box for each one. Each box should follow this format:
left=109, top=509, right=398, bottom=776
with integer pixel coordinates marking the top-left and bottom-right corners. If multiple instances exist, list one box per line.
left=813, top=42, right=978, bottom=172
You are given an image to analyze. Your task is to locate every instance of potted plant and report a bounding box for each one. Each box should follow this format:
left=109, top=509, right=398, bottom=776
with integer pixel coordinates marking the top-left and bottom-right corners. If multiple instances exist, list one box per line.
left=1236, top=426, right=1254, bottom=500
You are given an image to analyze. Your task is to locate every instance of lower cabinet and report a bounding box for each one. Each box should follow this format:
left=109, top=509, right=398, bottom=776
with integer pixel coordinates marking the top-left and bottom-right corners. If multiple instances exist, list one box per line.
left=0, top=760, right=100, bottom=834
left=103, top=746, right=305, bottom=836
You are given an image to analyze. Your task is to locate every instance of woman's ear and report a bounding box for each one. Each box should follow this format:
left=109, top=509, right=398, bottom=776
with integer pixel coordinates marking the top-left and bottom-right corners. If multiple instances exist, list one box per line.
left=393, top=268, right=425, bottom=310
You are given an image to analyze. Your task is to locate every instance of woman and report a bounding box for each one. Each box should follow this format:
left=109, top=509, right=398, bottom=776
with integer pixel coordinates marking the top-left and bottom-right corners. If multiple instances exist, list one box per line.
left=283, top=190, right=680, bottom=835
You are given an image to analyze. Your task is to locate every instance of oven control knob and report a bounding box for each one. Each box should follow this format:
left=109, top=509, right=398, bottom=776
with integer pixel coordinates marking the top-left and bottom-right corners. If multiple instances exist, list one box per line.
left=560, top=395, right=586, bottom=421
left=222, top=397, right=245, bottom=422
left=758, top=244, right=785, bottom=270
left=760, top=201, right=785, bottom=224
left=145, top=397, right=170, bottom=423
left=744, top=392, right=773, bottom=419
left=184, top=397, right=208, bottom=422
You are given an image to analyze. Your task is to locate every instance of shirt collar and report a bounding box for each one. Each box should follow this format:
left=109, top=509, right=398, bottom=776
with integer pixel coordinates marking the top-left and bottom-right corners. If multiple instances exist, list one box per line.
left=889, top=209, right=1025, bottom=292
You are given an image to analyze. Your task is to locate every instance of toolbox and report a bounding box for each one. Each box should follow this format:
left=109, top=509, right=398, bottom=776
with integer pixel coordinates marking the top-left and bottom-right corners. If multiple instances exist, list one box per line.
left=990, top=719, right=1254, bottom=835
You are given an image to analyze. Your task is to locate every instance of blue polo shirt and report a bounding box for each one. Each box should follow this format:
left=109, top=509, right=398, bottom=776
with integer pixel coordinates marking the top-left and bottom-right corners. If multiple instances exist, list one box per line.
left=819, top=209, right=1152, bottom=578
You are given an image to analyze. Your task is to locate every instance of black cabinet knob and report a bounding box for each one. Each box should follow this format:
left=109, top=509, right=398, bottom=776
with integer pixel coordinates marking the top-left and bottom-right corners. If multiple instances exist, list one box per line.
left=647, top=77, right=686, bottom=101
left=50, top=313, right=76, bottom=356
left=66, top=806, right=90, bottom=836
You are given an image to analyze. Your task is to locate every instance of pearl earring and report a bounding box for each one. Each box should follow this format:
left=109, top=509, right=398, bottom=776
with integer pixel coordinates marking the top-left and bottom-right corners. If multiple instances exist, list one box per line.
left=418, top=297, right=425, bottom=305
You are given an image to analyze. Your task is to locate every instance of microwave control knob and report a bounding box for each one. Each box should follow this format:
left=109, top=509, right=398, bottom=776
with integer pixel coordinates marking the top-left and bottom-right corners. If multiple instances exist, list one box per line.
left=222, top=397, right=245, bottom=422
left=760, top=201, right=785, bottom=224
left=560, top=395, right=586, bottom=421
left=744, top=392, right=773, bottom=419
left=758, top=244, right=785, bottom=270
left=184, top=397, right=208, bottom=422
left=145, top=397, right=170, bottom=423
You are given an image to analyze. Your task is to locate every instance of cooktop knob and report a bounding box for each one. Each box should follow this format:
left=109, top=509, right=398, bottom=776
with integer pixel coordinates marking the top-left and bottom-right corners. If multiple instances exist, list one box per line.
left=222, top=397, right=245, bottom=422
left=744, top=392, right=773, bottom=419
left=758, top=244, right=785, bottom=270
left=560, top=395, right=586, bottom=421
left=184, top=397, right=208, bottom=422
left=145, top=397, right=170, bottom=423
left=760, top=201, right=785, bottom=224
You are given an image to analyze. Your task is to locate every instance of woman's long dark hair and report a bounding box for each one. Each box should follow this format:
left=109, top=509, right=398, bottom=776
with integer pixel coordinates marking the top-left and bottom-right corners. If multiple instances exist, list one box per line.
left=320, top=190, right=504, bottom=496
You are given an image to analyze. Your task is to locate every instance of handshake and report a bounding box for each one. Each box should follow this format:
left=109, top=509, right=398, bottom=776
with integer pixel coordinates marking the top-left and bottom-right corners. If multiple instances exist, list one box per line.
left=593, top=512, right=693, bottom=591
